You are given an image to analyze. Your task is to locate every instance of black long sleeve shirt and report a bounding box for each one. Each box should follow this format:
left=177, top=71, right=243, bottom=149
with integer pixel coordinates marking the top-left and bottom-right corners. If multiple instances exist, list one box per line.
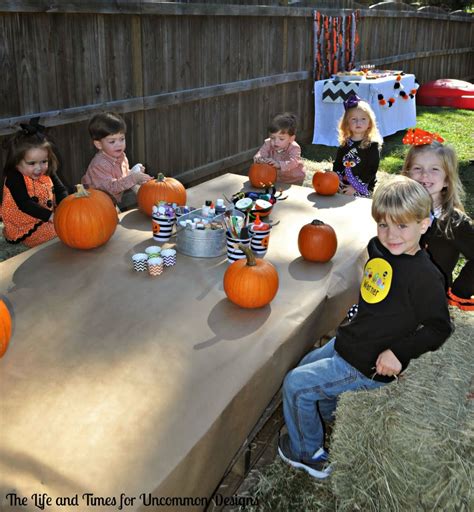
left=333, top=140, right=380, bottom=196
left=335, top=237, right=452, bottom=383
left=422, top=212, right=474, bottom=299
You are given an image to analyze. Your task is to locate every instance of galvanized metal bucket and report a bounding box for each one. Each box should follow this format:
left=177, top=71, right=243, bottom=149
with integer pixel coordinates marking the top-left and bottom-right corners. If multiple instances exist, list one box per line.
left=176, top=208, right=243, bottom=258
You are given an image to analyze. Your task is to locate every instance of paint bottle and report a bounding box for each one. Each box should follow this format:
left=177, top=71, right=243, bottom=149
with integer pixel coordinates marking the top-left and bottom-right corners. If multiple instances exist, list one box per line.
left=201, top=200, right=212, bottom=217
left=215, top=198, right=226, bottom=215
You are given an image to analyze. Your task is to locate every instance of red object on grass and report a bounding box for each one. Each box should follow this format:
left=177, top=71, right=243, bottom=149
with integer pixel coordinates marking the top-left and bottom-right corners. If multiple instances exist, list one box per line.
left=416, top=79, right=474, bottom=110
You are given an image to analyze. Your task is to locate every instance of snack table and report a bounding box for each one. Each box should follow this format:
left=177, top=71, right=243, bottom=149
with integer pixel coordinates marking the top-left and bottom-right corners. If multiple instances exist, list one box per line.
left=0, top=174, right=376, bottom=511
left=312, top=74, right=417, bottom=146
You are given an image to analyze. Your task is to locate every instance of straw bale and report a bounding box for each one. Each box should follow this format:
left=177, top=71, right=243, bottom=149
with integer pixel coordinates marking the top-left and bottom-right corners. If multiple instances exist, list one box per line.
left=331, top=309, right=473, bottom=512
left=241, top=310, right=472, bottom=512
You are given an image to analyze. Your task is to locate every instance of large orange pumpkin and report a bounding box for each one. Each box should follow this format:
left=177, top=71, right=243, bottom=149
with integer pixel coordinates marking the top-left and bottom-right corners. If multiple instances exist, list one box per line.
left=298, top=219, right=337, bottom=262
left=54, top=184, right=118, bottom=249
left=312, top=171, right=340, bottom=196
left=0, top=299, right=12, bottom=358
left=249, top=163, right=277, bottom=189
left=224, top=245, right=279, bottom=308
left=137, top=173, right=187, bottom=216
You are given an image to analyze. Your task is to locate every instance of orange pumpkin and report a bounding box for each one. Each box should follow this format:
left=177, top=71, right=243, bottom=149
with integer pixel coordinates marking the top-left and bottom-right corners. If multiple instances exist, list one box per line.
left=312, top=171, right=340, bottom=196
left=224, top=245, right=279, bottom=308
left=298, top=219, right=337, bottom=262
left=137, top=173, right=187, bottom=216
left=0, top=299, right=12, bottom=358
left=249, top=163, right=277, bottom=189
left=54, top=184, right=118, bottom=249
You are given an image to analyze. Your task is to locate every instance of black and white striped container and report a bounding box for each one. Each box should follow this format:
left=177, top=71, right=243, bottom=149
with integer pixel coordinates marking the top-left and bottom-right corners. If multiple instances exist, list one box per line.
left=152, top=214, right=176, bottom=243
left=249, top=224, right=272, bottom=258
left=226, top=234, right=251, bottom=263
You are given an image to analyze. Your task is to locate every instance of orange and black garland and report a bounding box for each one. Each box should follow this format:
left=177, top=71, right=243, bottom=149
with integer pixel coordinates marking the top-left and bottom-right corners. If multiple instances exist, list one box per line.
left=314, top=10, right=360, bottom=81
left=378, top=75, right=420, bottom=108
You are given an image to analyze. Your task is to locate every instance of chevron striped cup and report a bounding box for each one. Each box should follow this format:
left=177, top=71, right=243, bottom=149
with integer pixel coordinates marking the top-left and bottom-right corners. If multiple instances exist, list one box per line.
left=145, top=245, right=162, bottom=258
left=132, top=253, right=148, bottom=272
left=148, top=257, right=164, bottom=276
left=161, top=248, right=177, bottom=267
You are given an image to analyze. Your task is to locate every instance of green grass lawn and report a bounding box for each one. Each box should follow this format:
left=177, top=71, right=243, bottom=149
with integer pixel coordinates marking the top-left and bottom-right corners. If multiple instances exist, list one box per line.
left=301, top=106, right=474, bottom=216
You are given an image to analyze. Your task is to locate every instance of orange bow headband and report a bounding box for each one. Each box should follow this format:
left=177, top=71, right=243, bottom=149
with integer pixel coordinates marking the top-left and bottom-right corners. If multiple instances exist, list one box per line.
left=402, top=128, right=444, bottom=146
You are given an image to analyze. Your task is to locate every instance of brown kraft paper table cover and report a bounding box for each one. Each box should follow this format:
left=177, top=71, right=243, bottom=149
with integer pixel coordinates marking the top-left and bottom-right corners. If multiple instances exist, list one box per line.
left=0, top=173, right=376, bottom=511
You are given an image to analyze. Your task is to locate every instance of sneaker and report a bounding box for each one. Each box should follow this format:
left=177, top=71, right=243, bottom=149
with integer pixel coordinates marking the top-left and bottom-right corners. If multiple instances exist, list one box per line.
left=277, top=433, right=332, bottom=479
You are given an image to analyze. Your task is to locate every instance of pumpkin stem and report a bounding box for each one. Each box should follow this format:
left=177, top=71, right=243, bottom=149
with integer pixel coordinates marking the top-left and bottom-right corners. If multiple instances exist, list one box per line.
left=156, top=173, right=165, bottom=182
left=238, top=244, right=257, bottom=266
left=74, top=184, right=90, bottom=197
left=311, top=219, right=325, bottom=226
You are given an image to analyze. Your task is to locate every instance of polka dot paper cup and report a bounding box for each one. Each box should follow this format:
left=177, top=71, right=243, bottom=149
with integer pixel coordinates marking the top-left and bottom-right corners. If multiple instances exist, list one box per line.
left=148, top=257, right=164, bottom=276
left=132, top=253, right=148, bottom=272
left=161, top=248, right=177, bottom=267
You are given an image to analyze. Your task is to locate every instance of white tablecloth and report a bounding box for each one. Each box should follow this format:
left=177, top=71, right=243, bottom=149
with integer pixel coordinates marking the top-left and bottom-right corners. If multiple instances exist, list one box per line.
left=312, top=74, right=417, bottom=146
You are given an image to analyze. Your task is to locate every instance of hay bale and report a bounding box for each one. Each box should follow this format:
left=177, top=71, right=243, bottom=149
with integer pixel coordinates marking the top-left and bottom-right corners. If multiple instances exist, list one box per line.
left=331, top=309, right=473, bottom=512
left=240, top=310, right=472, bottom=511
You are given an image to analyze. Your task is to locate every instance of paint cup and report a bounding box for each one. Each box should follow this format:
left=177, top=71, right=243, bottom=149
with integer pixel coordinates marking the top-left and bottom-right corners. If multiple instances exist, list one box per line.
left=152, top=213, right=176, bottom=243
left=226, top=233, right=251, bottom=263
left=148, top=257, right=164, bottom=276
left=161, top=248, right=177, bottom=267
left=132, top=253, right=148, bottom=272
left=145, top=246, right=162, bottom=258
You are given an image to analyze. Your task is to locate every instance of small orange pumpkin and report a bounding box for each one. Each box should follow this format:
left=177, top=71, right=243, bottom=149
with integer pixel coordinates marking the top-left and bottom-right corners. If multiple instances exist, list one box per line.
left=54, top=184, right=118, bottom=249
left=312, top=171, right=340, bottom=196
left=298, top=219, right=337, bottom=262
left=0, top=299, right=12, bottom=358
left=224, top=245, right=279, bottom=308
left=137, top=173, right=187, bottom=216
left=249, top=163, right=277, bottom=189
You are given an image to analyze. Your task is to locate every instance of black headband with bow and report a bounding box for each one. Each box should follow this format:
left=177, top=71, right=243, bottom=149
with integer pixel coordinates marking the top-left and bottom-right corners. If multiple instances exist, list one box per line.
left=19, top=117, right=47, bottom=138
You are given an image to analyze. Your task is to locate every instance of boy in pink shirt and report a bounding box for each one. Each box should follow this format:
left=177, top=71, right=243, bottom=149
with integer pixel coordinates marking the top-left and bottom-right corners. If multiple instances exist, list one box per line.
left=81, top=112, right=152, bottom=208
left=254, top=112, right=306, bottom=185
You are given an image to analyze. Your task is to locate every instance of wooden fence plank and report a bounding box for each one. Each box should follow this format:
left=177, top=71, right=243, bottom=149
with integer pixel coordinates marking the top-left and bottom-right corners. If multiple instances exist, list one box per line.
left=359, top=47, right=473, bottom=66
left=1, top=2, right=472, bottom=22
left=0, top=72, right=310, bottom=135
left=0, top=4, right=472, bottom=189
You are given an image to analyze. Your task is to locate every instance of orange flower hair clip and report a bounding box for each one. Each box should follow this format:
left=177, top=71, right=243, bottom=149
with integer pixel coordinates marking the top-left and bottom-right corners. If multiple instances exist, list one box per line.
left=402, top=128, right=444, bottom=146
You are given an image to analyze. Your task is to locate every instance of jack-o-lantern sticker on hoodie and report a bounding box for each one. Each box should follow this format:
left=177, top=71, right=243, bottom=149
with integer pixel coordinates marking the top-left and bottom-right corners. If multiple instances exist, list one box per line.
left=361, top=258, right=392, bottom=304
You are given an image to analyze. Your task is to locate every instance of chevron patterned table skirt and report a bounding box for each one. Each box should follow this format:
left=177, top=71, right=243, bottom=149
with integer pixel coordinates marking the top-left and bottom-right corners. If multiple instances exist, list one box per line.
left=312, top=74, right=417, bottom=147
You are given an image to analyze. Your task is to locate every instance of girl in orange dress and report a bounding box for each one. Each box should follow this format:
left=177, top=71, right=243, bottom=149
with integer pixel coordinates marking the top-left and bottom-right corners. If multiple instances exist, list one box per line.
left=2, top=122, right=68, bottom=247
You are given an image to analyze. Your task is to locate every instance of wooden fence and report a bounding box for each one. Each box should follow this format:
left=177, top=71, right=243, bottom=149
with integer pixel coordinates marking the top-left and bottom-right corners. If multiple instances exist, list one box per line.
left=0, top=1, right=472, bottom=191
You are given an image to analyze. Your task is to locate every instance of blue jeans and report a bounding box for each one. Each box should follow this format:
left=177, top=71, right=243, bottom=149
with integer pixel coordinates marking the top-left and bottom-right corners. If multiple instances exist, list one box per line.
left=282, top=338, right=386, bottom=461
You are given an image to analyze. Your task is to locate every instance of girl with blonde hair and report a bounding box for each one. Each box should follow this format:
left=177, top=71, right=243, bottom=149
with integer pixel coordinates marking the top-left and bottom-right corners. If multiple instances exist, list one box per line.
left=401, top=129, right=473, bottom=310
left=333, top=95, right=383, bottom=197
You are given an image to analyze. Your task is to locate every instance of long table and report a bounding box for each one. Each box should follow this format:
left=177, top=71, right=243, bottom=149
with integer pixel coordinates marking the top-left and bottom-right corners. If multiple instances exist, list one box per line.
left=0, top=174, right=376, bottom=511
left=312, top=74, right=417, bottom=146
